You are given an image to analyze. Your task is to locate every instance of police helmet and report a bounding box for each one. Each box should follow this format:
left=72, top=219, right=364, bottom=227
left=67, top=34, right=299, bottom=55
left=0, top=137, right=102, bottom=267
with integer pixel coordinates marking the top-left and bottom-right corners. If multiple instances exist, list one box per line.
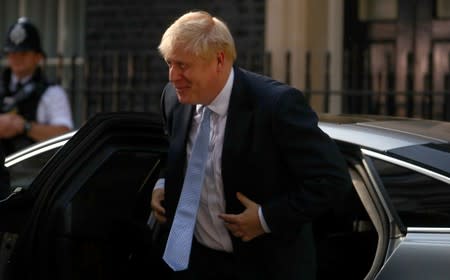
left=3, top=17, right=44, bottom=54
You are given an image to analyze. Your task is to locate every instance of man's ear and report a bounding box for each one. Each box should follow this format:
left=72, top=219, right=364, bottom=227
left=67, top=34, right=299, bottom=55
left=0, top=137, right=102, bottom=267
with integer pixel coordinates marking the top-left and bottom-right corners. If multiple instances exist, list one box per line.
left=216, top=51, right=225, bottom=69
left=217, top=51, right=225, bottom=66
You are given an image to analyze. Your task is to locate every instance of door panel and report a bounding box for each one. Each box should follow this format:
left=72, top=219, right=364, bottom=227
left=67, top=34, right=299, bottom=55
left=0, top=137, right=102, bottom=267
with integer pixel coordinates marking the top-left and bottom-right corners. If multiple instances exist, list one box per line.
left=53, top=150, right=162, bottom=279
left=6, top=112, right=169, bottom=280
left=375, top=233, right=450, bottom=279
left=370, top=43, right=396, bottom=115
left=345, top=0, right=450, bottom=120
left=433, top=43, right=450, bottom=120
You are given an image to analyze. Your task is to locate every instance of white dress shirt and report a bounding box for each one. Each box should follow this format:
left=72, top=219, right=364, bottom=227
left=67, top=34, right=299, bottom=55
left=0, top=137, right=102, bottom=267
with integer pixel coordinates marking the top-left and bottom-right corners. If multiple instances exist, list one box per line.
left=192, top=70, right=234, bottom=252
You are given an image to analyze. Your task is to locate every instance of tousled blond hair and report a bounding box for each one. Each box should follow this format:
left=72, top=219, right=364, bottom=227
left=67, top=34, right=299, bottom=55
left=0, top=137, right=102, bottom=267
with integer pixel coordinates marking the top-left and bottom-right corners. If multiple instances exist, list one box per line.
left=158, top=11, right=237, bottom=61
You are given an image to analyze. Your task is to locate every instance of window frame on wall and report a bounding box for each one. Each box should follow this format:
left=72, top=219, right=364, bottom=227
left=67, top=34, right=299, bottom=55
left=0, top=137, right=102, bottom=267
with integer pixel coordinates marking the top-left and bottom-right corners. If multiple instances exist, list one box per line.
left=358, top=0, right=398, bottom=21
left=436, top=0, right=450, bottom=18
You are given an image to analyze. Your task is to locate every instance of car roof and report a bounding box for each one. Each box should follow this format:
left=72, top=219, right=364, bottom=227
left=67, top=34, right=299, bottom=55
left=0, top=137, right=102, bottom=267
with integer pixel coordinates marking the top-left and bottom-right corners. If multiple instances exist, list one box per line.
left=319, top=114, right=450, bottom=151
left=319, top=114, right=450, bottom=176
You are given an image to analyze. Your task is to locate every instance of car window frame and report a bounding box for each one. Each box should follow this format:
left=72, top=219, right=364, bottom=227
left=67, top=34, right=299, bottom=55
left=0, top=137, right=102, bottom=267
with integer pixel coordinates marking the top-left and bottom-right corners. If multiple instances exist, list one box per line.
left=362, top=148, right=450, bottom=231
left=4, top=133, right=74, bottom=192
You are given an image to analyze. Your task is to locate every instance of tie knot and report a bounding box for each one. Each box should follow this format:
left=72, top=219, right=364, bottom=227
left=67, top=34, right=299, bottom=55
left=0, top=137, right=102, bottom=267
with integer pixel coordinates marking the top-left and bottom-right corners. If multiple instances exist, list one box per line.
left=200, top=107, right=211, bottom=129
left=202, top=106, right=211, bottom=118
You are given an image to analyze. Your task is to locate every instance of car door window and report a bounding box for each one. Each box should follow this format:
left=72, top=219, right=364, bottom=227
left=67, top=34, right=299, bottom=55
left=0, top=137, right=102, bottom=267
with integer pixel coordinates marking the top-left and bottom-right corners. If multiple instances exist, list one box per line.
left=370, top=157, right=450, bottom=227
left=8, top=148, right=60, bottom=189
left=48, top=149, right=164, bottom=279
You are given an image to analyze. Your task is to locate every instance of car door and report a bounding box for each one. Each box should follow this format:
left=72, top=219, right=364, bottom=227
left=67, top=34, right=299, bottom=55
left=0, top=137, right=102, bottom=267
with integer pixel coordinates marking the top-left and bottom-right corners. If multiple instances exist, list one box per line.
left=362, top=150, right=450, bottom=279
left=3, top=112, right=169, bottom=280
left=313, top=141, right=392, bottom=280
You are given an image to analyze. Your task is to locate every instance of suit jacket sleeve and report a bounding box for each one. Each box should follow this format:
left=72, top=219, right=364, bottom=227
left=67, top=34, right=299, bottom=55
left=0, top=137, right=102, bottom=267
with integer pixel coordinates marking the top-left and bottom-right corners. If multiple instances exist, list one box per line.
left=261, top=89, right=352, bottom=235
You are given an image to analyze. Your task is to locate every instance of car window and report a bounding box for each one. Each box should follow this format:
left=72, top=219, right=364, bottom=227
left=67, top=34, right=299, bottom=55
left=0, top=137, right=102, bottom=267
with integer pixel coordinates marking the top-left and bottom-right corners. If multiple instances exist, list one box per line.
left=8, top=148, right=60, bottom=189
left=371, top=157, right=450, bottom=228
left=47, top=149, right=163, bottom=278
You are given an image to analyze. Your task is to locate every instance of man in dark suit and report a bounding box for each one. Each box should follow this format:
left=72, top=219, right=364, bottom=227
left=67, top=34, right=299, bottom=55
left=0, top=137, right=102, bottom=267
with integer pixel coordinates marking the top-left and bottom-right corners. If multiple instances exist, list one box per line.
left=151, top=10, right=352, bottom=280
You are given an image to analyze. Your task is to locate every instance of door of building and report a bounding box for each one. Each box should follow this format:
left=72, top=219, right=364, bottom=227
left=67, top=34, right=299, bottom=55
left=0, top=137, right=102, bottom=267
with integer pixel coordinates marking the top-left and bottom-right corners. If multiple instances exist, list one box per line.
left=344, top=0, right=450, bottom=120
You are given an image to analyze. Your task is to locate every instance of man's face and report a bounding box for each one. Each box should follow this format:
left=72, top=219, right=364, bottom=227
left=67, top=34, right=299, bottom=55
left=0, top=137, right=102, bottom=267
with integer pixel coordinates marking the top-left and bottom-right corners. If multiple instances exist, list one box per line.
left=6, top=51, right=42, bottom=79
left=165, top=47, right=222, bottom=105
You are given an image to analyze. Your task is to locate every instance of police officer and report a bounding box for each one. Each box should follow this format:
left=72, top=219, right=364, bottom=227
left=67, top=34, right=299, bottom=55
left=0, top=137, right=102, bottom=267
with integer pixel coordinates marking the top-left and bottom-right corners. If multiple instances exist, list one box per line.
left=0, top=17, right=73, bottom=155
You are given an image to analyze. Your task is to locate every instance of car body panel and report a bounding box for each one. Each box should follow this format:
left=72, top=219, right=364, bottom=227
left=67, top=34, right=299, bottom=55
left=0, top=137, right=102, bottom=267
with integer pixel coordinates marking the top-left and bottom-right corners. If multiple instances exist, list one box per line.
left=375, top=232, right=450, bottom=279
left=319, top=123, right=437, bottom=151
left=320, top=113, right=450, bottom=143
left=358, top=120, right=450, bottom=143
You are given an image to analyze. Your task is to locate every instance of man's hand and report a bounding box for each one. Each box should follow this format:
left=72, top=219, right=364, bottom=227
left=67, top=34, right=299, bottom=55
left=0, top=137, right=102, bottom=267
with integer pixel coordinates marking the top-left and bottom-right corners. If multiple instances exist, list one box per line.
left=151, top=188, right=167, bottom=224
left=0, top=113, right=25, bottom=138
left=219, top=192, right=266, bottom=242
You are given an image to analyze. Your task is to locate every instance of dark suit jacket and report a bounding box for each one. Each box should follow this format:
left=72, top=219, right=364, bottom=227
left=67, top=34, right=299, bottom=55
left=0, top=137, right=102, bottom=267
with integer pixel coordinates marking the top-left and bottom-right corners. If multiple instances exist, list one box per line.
left=159, top=66, right=352, bottom=279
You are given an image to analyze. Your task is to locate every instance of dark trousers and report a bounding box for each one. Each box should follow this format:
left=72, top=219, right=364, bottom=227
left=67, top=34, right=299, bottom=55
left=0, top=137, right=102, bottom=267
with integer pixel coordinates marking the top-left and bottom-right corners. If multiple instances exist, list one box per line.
left=170, top=239, right=237, bottom=280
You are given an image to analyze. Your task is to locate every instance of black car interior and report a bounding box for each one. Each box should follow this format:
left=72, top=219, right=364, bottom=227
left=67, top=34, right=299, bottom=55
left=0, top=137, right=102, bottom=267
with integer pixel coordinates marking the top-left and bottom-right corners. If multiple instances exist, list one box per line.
left=313, top=147, right=380, bottom=280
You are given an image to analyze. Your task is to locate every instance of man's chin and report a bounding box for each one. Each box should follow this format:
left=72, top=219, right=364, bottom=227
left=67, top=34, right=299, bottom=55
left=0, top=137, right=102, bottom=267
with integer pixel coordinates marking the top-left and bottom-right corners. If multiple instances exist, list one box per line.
left=176, top=94, right=191, bottom=105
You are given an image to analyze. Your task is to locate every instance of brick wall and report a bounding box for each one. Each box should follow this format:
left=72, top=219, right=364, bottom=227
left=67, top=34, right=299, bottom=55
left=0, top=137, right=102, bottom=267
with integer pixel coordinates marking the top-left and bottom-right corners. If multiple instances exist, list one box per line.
left=86, top=0, right=265, bottom=56
left=84, top=0, right=265, bottom=117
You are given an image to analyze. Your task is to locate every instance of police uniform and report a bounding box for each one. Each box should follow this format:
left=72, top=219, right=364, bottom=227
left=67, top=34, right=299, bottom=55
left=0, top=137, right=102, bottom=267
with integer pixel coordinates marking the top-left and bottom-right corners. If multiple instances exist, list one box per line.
left=0, top=18, right=73, bottom=155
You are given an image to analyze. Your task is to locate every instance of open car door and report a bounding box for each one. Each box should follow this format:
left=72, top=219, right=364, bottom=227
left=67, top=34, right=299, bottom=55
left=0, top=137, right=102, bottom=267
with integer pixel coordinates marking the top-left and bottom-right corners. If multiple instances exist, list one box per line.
left=4, top=112, right=169, bottom=280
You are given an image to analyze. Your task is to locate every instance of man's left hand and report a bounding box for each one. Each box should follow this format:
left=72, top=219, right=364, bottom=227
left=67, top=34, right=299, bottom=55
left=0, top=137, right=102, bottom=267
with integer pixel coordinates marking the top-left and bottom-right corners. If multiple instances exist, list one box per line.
left=219, top=192, right=266, bottom=242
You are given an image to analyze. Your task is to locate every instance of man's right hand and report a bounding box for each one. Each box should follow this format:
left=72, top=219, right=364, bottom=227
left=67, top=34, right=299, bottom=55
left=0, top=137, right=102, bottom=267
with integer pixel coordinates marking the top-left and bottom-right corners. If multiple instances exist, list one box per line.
left=151, top=188, right=167, bottom=224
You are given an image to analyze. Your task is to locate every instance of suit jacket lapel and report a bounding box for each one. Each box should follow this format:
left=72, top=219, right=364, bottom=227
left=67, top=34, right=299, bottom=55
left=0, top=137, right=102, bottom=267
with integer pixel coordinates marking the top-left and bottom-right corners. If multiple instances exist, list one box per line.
left=169, top=102, right=194, bottom=191
left=173, top=104, right=194, bottom=151
left=222, top=67, right=253, bottom=201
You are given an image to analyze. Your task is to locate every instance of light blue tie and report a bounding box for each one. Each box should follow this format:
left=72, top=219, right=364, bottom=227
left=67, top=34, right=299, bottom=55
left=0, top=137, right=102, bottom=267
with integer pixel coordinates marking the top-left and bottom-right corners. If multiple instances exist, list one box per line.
left=163, top=107, right=211, bottom=271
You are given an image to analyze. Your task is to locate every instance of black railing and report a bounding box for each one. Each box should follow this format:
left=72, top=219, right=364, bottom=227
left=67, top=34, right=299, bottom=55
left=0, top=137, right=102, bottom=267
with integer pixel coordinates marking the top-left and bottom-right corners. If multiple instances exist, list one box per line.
left=2, top=49, right=450, bottom=128
left=306, top=89, right=450, bottom=120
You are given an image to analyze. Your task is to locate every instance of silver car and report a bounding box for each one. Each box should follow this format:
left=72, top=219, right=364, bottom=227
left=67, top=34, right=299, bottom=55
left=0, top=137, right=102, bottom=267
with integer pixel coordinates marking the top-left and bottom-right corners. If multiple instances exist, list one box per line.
left=317, top=114, right=450, bottom=280
left=0, top=112, right=448, bottom=280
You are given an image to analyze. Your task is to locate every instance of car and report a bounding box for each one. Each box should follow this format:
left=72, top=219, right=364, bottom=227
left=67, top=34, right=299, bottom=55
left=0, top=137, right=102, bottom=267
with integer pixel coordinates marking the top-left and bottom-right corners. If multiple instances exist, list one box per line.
left=315, top=114, right=450, bottom=280
left=0, top=112, right=448, bottom=280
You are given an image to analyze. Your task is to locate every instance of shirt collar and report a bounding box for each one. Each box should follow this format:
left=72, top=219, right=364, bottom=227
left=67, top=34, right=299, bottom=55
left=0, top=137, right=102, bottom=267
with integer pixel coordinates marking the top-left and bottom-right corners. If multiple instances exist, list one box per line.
left=197, top=68, right=234, bottom=117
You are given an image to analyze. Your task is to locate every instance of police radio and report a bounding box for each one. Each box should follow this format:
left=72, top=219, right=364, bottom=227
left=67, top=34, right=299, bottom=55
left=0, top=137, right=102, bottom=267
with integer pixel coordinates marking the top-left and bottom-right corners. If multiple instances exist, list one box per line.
left=1, top=82, right=36, bottom=113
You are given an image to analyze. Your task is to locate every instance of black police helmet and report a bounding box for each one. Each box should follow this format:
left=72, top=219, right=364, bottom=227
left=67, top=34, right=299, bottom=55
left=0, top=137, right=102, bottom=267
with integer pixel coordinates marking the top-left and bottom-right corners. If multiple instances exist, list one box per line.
left=3, top=17, right=44, bottom=55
